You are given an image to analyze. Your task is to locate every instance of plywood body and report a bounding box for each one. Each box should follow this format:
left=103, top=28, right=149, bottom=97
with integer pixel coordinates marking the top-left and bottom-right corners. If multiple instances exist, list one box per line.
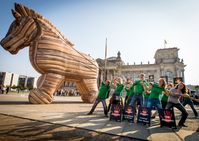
left=0, top=3, right=99, bottom=104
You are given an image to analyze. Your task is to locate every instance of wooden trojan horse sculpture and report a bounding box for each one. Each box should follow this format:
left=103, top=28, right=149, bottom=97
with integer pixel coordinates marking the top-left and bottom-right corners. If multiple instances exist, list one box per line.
left=0, top=3, right=99, bottom=104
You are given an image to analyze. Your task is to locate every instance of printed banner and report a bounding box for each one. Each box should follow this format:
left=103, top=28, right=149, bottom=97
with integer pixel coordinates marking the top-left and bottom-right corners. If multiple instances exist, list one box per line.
left=137, top=107, right=151, bottom=125
left=110, top=104, right=123, bottom=122
left=123, top=106, right=135, bottom=123
left=160, top=108, right=176, bottom=128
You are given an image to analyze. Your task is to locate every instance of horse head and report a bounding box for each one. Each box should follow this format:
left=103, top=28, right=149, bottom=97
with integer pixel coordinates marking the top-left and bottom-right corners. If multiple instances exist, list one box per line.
left=0, top=4, right=39, bottom=54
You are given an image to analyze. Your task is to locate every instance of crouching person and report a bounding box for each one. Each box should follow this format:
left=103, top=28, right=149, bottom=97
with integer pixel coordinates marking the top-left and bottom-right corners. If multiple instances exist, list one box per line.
left=166, top=78, right=189, bottom=127
left=87, top=80, right=111, bottom=117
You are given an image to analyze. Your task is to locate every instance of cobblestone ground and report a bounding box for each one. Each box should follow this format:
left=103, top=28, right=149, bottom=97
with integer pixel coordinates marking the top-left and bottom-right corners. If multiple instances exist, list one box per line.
left=0, top=94, right=198, bottom=141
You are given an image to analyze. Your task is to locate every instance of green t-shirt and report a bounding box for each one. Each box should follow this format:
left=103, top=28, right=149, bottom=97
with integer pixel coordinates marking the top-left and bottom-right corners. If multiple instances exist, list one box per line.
left=149, top=83, right=165, bottom=99
left=161, top=94, right=168, bottom=102
left=125, top=85, right=134, bottom=97
left=133, top=80, right=149, bottom=94
left=114, top=83, right=124, bottom=96
left=98, top=81, right=110, bottom=99
left=144, top=91, right=150, bottom=99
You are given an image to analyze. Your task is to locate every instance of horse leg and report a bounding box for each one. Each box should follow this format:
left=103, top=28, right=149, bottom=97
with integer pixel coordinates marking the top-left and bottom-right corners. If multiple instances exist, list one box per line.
left=29, top=73, right=65, bottom=104
left=76, top=78, right=98, bottom=103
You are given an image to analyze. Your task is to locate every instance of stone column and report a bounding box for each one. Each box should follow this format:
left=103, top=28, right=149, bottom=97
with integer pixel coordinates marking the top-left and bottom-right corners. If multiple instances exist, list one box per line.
left=182, top=69, right=185, bottom=82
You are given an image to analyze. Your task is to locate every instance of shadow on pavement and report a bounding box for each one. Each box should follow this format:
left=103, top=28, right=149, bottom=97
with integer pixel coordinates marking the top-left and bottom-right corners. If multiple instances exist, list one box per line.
left=0, top=100, right=85, bottom=105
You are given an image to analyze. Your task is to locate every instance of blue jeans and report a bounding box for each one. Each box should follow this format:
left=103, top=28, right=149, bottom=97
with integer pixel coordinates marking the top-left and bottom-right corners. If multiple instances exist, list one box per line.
left=129, top=93, right=143, bottom=107
left=147, top=98, right=162, bottom=115
left=89, top=97, right=107, bottom=115
left=143, top=97, right=149, bottom=107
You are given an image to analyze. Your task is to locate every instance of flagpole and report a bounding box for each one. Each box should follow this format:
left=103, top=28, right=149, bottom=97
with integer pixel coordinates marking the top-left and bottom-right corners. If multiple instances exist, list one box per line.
left=164, top=40, right=167, bottom=48
left=104, top=38, right=108, bottom=80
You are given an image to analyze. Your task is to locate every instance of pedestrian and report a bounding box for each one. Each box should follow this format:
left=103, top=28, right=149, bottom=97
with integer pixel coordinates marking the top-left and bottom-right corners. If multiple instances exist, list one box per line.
left=166, top=78, right=189, bottom=127
left=0, top=85, right=3, bottom=94
left=87, top=80, right=111, bottom=117
left=6, top=86, right=9, bottom=94
left=2, top=85, right=6, bottom=94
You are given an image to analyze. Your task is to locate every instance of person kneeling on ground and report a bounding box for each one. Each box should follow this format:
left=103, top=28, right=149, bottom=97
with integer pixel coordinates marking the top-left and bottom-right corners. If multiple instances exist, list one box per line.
left=87, top=80, right=111, bottom=117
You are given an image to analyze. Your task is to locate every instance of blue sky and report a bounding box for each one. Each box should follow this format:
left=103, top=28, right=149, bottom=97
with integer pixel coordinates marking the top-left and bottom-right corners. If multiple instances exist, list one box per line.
left=0, top=0, right=199, bottom=85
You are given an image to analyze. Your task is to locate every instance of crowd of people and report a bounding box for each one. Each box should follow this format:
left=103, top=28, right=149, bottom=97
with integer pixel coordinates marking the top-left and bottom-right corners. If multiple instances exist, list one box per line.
left=0, top=85, right=9, bottom=94
left=87, top=73, right=198, bottom=127
left=54, top=88, right=79, bottom=96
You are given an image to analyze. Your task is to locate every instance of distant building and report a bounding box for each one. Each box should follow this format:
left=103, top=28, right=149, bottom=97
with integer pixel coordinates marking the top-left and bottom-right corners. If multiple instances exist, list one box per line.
left=26, top=77, right=38, bottom=89
left=0, top=72, right=37, bottom=89
left=11, top=73, right=19, bottom=86
left=96, top=47, right=186, bottom=84
left=0, top=72, right=19, bottom=87
left=18, top=75, right=27, bottom=88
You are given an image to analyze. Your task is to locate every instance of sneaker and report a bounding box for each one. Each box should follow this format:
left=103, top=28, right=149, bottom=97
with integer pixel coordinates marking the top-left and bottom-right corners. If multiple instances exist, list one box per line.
left=87, top=112, right=92, bottom=115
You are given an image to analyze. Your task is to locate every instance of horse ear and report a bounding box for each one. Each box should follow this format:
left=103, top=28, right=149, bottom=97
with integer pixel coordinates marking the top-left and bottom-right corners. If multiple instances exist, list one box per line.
left=11, top=9, right=21, bottom=21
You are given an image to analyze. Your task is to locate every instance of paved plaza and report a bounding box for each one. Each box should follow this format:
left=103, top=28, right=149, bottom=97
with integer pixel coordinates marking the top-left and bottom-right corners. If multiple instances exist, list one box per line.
left=0, top=93, right=198, bottom=141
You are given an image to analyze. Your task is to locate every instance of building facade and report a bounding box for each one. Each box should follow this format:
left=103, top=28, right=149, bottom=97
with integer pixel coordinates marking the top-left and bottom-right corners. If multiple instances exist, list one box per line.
left=96, top=47, right=186, bottom=84
left=0, top=72, right=19, bottom=87
left=0, top=72, right=38, bottom=89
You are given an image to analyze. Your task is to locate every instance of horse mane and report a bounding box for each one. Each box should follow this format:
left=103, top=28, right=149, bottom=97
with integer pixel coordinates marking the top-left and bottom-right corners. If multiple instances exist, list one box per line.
left=14, top=3, right=74, bottom=46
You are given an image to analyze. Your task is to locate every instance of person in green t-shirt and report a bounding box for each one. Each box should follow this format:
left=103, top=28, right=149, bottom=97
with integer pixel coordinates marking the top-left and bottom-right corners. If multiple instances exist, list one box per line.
left=143, top=82, right=153, bottom=107
left=107, top=77, right=124, bottom=112
left=87, top=80, right=111, bottom=116
left=161, top=83, right=173, bottom=109
left=147, top=78, right=167, bottom=120
left=129, top=73, right=149, bottom=108
left=124, top=78, right=134, bottom=107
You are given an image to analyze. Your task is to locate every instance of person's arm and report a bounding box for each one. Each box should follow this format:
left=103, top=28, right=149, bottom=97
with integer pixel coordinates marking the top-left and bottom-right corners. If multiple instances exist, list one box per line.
left=142, top=81, right=150, bottom=91
left=105, top=87, right=111, bottom=99
left=163, top=89, right=170, bottom=96
left=130, top=84, right=134, bottom=92
left=110, top=79, right=117, bottom=89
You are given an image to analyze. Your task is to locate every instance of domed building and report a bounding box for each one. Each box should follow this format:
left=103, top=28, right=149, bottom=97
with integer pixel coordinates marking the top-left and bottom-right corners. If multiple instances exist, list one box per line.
left=96, top=47, right=186, bottom=84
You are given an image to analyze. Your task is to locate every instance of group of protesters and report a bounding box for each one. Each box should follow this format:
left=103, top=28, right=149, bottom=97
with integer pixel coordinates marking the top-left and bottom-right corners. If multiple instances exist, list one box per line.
left=87, top=73, right=198, bottom=127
